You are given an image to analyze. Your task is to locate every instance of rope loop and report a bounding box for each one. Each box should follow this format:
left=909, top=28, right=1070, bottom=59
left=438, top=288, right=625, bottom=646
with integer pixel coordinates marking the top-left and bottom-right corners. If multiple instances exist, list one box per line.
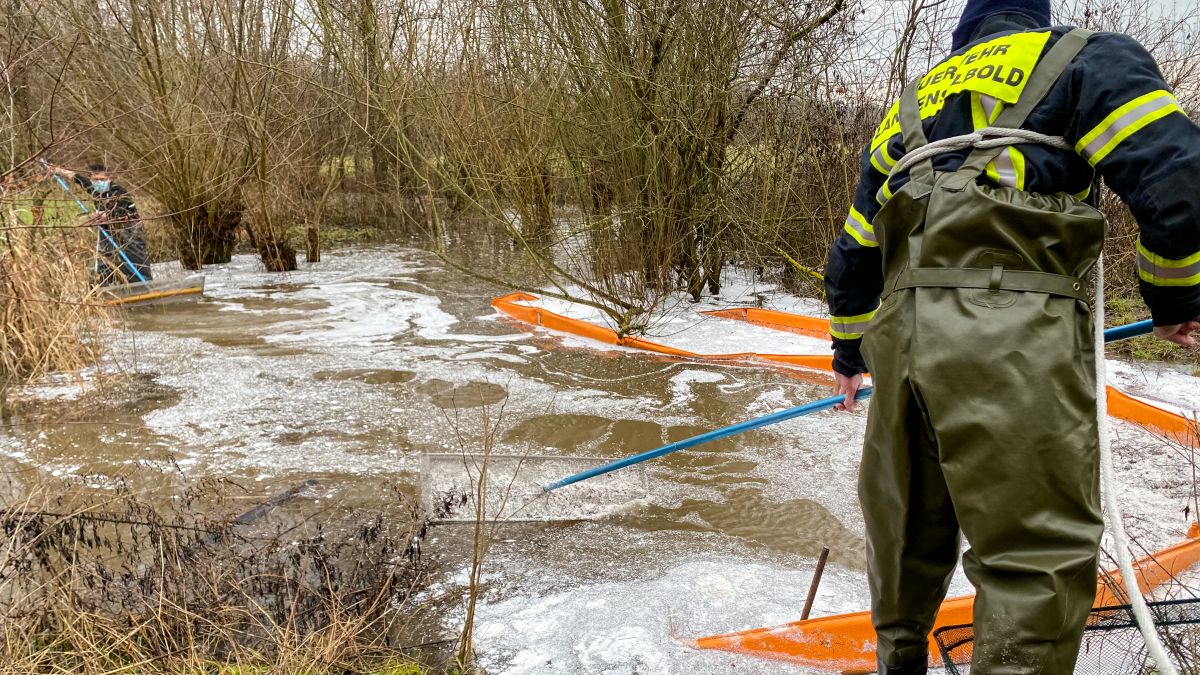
left=891, top=127, right=1072, bottom=177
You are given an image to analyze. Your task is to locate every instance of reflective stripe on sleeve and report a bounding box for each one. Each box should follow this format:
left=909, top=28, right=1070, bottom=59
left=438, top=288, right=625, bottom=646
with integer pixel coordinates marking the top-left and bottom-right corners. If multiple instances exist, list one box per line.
left=1077, top=90, right=1183, bottom=166
left=875, top=178, right=894, bottom=206
left=843, top=207, right=877, bottom=247
left=1137, top=239, right=1200, bottom=286
left=870, top=142, right=897, bottom=175
left=829, top=305, right=879, bottom=340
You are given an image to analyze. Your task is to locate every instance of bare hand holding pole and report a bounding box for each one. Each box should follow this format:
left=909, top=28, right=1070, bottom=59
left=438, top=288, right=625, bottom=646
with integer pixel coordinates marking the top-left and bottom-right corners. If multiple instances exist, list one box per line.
left=833, top=371, right=864, bottom=412
left=1154, top=321, right=1200, bottom=347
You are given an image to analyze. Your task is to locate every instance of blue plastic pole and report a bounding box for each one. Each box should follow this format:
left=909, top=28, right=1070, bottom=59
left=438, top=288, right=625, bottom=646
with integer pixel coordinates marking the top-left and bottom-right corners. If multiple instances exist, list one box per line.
left=46, top=169, right=149, bottom=284
left=543, top=318, right=1156, bottom=492
left=543, top=386, right=873, bottom=491
left=1103, top=319, right=1154, bottom=343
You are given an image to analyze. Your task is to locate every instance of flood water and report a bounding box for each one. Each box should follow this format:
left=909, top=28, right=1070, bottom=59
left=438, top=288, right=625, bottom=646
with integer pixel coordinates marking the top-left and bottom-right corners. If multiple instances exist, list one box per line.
left=2, top=242, right=1191, bottom=673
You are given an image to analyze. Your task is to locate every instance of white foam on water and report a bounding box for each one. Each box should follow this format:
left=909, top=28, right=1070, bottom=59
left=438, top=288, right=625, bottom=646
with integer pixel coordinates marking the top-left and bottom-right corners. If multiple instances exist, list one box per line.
left=1106, top=358, right=1200, bottom=418
left=746, top=402, right=871, bottom=531
left=421, top=453, right=650, bottom=522
left=97, top=249, right=669, bottom=476
left=746, top=386, right=799, bottom=415
left=470, top=556, right=869, bottom=674
left=1102, top=418, right=1197, bottom=552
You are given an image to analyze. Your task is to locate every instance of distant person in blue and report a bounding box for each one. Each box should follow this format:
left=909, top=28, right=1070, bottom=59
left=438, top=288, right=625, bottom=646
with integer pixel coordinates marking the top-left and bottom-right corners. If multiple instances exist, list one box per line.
left=52, top=163, right=153, bottom=286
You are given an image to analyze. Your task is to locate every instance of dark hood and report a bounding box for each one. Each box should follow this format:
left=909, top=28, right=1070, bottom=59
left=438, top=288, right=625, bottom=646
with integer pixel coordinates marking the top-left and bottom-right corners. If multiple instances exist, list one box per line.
left=952, top=0, right=1052, bottom=50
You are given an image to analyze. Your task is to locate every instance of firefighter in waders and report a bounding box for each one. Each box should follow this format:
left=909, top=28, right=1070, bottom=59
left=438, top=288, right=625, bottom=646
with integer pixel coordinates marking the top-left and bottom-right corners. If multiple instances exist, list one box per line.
left=825, top=0, right=1200, bottom=672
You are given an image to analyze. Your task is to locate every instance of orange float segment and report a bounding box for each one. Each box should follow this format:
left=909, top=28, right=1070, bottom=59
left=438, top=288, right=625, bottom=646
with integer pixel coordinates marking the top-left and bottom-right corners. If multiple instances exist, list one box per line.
left=493, top=292, right=838, bottom=379
left=687, top=595, right=970, bottom=673
left=702, top=307, right=832, bottom=340
left=492, top=292, right=622, bottom=346
left=755, top=354, right=838, bottom=371
left=1094, top=523, right=1200, bottom=606
left=1106, top=386, right=1197, bottom=445
left=691, top=529, right=1200, bottom=671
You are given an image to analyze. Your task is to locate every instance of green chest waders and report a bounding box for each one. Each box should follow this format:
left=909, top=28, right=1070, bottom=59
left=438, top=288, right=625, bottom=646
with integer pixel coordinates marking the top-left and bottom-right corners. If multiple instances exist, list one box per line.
left=858, top=29, right=1107, bottom=674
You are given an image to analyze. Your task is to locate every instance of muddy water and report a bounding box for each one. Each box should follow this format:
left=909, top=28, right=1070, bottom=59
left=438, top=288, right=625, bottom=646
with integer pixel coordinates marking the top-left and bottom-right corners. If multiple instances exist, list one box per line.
left=0, top=244, right=880, bottom=673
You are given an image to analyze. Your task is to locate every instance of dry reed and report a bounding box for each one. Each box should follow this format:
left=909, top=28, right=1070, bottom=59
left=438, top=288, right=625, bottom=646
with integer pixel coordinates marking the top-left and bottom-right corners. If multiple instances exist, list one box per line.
left=0, top=176, right=110, bottom=400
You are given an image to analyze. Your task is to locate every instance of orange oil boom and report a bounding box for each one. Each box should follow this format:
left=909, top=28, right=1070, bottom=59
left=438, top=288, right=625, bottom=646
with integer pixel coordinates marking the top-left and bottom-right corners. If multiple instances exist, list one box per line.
left=689, top=527, right=1200, bottom=673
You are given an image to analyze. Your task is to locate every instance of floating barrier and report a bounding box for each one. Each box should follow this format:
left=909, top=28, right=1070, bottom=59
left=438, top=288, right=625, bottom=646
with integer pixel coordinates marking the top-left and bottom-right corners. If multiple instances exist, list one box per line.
left=492, top=292, right=835, bottom=372
left=103, top=273, right=206, bottom=307
left=494, top=292, right=1197, bottom=445
left=701, top=306, right=831, bottom=339
left=689, top=528, right=1200, bottom=673
left=707, top=304, right=1195, bottom=445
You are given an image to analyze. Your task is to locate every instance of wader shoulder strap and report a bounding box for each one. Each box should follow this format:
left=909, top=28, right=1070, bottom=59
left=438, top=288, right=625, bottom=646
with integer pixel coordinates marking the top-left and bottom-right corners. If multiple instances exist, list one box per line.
left=958, top=28, right=1095, bottom=176
left=898, top=76, right=935, bottom=184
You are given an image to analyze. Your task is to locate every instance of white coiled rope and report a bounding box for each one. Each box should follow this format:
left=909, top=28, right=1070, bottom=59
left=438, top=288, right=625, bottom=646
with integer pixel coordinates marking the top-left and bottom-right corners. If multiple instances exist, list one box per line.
left=890, top=127, right=1073, bottom=176
left=889, top=131, right=1177, bottom=673
left=1094, top=257, right=1178, bottom=674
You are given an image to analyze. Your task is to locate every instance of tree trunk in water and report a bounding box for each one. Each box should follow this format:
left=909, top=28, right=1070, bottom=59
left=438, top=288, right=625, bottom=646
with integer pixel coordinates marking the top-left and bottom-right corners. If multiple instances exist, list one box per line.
left=528, top=169, right=554, bottom=236
left=306, top=225, right=320, bottom=263
left=685, top=256, right=704, bottom=302
left=520, top=194, right=554, bottom=240
left=258, top=238, right=298, bottom=272
left=704, top=252, right=723, bottom=295
left=244, top=215, right=298, bottom=272
left=175, top=204, right=241, bottom=270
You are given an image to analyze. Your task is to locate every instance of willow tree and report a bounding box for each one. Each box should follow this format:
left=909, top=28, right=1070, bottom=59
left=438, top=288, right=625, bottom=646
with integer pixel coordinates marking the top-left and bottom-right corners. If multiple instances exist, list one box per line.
left=41, top=0, right=302, bottom=270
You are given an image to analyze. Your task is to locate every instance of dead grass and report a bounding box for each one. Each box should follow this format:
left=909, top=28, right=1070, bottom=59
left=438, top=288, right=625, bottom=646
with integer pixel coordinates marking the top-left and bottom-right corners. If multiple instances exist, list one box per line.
left=0, top=473, right=435, bottom=674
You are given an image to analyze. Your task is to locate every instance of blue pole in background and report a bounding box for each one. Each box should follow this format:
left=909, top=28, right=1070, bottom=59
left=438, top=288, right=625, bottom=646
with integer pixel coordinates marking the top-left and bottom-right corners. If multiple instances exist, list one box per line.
left=543, top=318, right=1156, bottom=491
left=44, top=165, right=149, bottom=285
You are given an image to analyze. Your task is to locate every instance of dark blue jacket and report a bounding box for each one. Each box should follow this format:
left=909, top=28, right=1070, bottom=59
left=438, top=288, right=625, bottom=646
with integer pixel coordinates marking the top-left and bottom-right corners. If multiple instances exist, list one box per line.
left=825, top=14, right=1200, bottom=376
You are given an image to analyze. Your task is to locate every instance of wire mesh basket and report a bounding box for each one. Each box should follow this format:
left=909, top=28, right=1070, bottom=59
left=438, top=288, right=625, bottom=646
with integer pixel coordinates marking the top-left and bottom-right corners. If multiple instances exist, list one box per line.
left=934, top=598, right=1200, bottom=673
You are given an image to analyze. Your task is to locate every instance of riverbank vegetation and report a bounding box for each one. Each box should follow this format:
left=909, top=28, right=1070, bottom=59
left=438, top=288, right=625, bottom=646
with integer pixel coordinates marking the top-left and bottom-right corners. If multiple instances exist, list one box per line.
left=3, top=0, right=1196, bottom=340
left=0, top=175, right=110, bottom=413
left=0, top=474, right=437, bottom=674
